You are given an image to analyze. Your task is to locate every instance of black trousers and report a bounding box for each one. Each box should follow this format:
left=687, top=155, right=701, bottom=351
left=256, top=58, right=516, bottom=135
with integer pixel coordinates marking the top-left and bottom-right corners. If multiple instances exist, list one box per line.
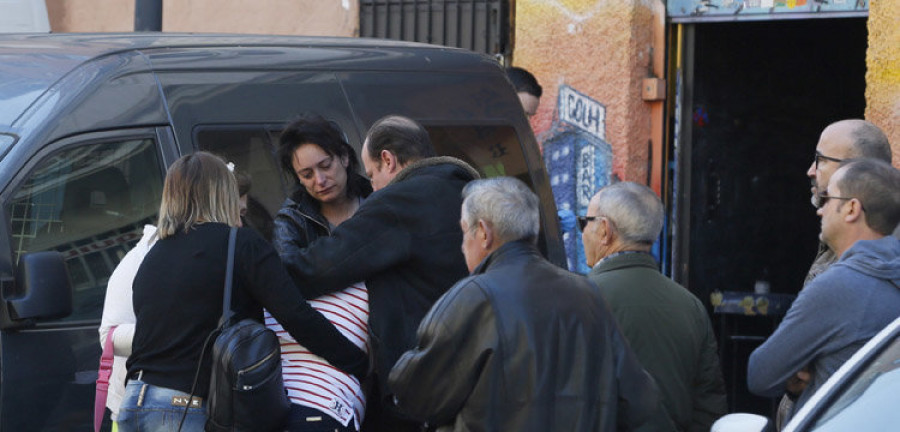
left=100, top=407, right=115, bottom=432
left=287, top=404, right=357, bottom=432
left=360, top=379, right=424, bottom=432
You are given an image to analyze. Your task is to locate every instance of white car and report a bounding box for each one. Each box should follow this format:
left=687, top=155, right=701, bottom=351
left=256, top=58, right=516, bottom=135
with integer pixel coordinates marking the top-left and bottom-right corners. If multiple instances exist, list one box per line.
left=713, top=316, right=900, bottom=432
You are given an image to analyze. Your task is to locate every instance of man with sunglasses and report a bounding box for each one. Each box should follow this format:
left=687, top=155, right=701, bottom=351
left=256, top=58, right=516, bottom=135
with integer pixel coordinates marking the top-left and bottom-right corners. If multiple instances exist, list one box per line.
left=749, top=158, right=900, bottom=423
left=804, top=119, right=891, bottom=283
left=581, top=182, right=726, bottom=432
left=390, top=178, right=673, bottom=432
left=766, top=120, right=894, bottom=430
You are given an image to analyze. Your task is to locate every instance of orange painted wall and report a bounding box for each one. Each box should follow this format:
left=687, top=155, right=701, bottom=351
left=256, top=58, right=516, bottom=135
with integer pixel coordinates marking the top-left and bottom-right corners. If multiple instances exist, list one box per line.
left=865, top=0, right=900, bottom=167
left=514, top=0, right=664, bottom=183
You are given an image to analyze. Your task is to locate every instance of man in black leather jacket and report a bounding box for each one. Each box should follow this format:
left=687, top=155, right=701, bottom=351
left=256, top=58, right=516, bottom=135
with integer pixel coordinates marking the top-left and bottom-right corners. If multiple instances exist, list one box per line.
left=279, top=115, right=479, bottom=432
left=388, top=177, right=674, bottom=432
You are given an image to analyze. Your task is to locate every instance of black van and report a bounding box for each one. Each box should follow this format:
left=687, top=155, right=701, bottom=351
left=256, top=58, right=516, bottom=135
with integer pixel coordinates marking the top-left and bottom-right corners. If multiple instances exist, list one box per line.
left=0, top=33, right=563, bottom=429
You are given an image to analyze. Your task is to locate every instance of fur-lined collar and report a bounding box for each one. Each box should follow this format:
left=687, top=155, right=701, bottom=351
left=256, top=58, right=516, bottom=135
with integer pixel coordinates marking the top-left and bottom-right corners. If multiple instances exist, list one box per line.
left=388, top=156, right=481, bottom=186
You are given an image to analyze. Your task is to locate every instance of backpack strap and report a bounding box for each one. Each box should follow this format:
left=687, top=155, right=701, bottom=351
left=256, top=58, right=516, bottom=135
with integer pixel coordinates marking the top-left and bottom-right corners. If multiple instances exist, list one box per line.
left=218, top=227, right=238, bottom=327
left=178, top=226, right=238, bottom=432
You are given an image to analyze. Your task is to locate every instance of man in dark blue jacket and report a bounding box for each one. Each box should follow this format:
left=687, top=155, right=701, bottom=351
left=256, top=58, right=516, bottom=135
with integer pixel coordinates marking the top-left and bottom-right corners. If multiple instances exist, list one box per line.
left=280, top=115, right=479, bottom=432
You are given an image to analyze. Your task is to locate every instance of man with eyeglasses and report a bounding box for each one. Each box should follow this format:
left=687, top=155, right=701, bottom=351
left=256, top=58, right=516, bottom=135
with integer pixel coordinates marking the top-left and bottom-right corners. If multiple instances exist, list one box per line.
left=390, top=177, right=673, bottom=432
left=804, top=119, right=892, bottom=284
left=749, top=158, right=900, bottom=424
left=580, top=182, right=726, bottom=432
left=768, top=119, right=894, bottom=429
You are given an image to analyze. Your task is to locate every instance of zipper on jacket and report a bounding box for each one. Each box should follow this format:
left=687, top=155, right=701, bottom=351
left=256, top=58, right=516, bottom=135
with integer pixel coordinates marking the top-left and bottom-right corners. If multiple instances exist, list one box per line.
left=297, top=208, right=331, bottom=236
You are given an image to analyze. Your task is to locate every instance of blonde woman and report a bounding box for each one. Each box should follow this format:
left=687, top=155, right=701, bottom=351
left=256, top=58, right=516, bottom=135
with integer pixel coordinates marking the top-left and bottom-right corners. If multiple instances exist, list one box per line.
left=117, top=152, right=367, bottom=431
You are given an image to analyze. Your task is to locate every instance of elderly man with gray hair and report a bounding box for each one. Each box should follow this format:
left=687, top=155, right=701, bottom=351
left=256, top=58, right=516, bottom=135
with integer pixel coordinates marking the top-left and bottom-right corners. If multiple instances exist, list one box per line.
left=388, top=177, right=673, bottom=432
left=582, top=182, right=727, bottom=432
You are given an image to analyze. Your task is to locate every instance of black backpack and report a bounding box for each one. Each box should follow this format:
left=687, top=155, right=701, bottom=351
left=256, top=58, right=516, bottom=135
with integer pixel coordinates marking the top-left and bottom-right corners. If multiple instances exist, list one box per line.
left=181, top=227, right=290, bottom=432
left=205, top=320, right=289, bottom=431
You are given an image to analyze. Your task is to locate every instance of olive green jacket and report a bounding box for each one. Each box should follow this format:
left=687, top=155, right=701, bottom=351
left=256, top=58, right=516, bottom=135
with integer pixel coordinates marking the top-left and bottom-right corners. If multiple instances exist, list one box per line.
left=588, top=252, right=727, bottom=432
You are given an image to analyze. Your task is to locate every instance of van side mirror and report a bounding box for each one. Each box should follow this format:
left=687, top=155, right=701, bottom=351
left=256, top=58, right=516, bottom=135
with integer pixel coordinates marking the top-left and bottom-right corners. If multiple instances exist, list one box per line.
left=5, top=252, right=72, bottom=324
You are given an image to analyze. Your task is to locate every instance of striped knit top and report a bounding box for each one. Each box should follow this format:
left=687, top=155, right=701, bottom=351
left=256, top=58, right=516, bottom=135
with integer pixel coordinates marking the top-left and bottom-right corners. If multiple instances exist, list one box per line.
left=264, top=282, right=369, bottom=429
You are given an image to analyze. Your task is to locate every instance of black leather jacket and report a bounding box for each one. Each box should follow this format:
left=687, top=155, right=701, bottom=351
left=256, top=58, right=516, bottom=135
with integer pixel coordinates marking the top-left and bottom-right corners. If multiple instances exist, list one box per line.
left=272, top=174, right=372, bottom=254
left=279, top=156, right=480, bottom=409
left=388, top=240, right=674, bottom=432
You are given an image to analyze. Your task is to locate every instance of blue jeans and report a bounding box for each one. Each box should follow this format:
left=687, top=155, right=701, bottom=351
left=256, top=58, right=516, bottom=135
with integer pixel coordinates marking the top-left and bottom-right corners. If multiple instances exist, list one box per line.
left=117, top=380, right=207, bottom=432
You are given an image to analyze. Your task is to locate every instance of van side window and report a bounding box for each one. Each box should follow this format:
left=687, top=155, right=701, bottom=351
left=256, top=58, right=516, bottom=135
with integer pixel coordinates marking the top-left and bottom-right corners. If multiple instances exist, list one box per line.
left=428, top=124, right=558, bottom=259
left=196, top=127, right=283, bottom=242
left=7, top=138, right=163, bottom=322
left=427, top=125, right=534, bottom=188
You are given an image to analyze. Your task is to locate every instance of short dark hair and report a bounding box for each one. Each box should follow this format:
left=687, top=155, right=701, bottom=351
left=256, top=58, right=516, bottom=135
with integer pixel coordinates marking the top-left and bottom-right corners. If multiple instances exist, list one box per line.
left=836, top=158, right=900, bottom=235
left=846, top=120, right=892, bottom=163
left=506, top=66, right=542, bottom=98
left=364, top=115, right=435, bottom=167
left=277, top=112, right=365, bottom=199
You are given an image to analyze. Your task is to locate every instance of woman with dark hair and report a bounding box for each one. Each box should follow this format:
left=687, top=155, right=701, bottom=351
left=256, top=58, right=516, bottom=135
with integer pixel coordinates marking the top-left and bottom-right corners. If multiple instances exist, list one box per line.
left=276, top=113, right=370, bottom=239
left=268, top=113, right=372, bottom=432
left=118, top=152, right=367, bottom=431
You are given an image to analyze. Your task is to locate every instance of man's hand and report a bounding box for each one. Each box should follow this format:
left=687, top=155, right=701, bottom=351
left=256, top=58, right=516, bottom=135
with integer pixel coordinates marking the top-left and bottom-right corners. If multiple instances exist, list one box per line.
left=785, top=368, right=811, bottom=399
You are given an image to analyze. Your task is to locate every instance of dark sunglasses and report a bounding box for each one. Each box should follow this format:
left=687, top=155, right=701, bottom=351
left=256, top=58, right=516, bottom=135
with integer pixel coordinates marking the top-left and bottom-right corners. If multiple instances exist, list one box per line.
left=576, top=216, right=598, bottom=231
left=817, top=191, right=862, bottom=211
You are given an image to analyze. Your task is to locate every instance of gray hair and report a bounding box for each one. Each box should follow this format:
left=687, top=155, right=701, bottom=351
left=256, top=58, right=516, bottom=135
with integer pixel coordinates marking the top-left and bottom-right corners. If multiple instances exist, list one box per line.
left=593, top=182, right=663, bottom=245
left=461, top=177, right=540, bottom=244
left=835, top=158, right=900, bottom=236
left=841, top=120, right=892, bottom=163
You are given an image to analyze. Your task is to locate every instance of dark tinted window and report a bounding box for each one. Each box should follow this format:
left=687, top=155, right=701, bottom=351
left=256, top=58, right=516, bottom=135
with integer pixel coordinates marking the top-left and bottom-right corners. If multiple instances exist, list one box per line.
left=196, top=126, right=282, bottom=242
left=8, top=138, right=163, bottom=322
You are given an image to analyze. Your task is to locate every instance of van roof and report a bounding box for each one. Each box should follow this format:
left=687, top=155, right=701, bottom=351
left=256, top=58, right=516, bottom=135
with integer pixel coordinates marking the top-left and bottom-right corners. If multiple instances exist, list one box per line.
left=0, top=33, right=497, bottom=128
left=0, top=32, right=464, bottom=57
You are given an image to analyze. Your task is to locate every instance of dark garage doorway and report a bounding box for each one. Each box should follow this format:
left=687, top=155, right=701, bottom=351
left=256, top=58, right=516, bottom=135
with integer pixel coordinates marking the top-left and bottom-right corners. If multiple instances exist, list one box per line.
left=681, top=17, right=867, bottom=415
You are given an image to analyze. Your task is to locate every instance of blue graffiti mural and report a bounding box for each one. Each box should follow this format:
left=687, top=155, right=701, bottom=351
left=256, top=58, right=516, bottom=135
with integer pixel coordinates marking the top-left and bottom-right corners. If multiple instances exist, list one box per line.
left=543, top=87, right=612, bottom=273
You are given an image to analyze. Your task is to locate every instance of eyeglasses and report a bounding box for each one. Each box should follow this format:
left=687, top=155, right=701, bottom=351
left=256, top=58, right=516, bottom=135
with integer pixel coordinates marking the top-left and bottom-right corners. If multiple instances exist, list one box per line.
left=576, top=215, right=598, bottom=231
left=817, top=191, right=863, bottom=211
left=814, top=151, right=844, bottom=171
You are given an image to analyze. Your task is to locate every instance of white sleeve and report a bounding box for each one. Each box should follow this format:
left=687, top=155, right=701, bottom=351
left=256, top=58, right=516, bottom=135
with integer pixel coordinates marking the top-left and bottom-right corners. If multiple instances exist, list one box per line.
left=98, top=225, right=157, bottom=348
left=112, top=323, right=135, bottom=356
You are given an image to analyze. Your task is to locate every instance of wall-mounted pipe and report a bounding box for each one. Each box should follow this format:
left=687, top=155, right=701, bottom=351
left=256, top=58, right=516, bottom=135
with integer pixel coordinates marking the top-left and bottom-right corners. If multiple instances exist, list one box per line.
left=135, top=0, right=162, bottom=32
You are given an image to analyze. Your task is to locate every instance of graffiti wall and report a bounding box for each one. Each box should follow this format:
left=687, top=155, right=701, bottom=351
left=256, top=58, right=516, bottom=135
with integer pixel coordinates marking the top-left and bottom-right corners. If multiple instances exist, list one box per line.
left=515, top=0, right=663, bottom=271
left=543, top=86, right=612, bottom=272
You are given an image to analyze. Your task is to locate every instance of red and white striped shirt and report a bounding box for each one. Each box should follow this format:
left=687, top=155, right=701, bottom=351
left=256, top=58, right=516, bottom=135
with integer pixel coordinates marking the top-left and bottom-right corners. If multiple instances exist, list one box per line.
left=264, top=282, right=369, bottom=429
